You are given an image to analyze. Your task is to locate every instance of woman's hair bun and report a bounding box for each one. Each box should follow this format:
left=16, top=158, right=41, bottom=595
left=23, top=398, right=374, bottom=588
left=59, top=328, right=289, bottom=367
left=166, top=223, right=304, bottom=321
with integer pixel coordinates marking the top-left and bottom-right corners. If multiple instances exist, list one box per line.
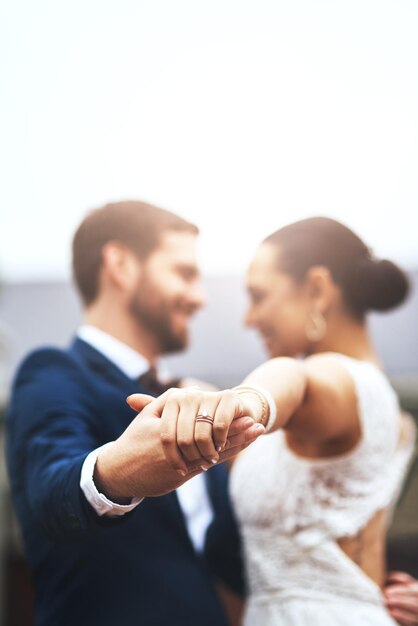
left=350, top=258, right=410, bottom=313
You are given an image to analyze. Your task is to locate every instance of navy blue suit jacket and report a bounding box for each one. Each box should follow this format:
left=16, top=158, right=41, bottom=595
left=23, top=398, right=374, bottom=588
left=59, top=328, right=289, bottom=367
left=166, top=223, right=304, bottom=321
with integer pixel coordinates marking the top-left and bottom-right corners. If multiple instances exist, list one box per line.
left=6, top=338, right=243, bottom=626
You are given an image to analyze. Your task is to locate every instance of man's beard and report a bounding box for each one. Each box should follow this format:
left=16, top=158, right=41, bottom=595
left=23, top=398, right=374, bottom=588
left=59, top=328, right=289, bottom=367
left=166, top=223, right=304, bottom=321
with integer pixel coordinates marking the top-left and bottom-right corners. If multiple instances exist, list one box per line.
left=129, top=288, right=189, bottom=355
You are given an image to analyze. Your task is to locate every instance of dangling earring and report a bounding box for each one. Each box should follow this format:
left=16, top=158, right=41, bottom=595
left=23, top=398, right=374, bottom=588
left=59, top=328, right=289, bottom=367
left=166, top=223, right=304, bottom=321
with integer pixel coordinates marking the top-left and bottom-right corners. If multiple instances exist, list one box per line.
left=305, top=309, right=327, bottom=342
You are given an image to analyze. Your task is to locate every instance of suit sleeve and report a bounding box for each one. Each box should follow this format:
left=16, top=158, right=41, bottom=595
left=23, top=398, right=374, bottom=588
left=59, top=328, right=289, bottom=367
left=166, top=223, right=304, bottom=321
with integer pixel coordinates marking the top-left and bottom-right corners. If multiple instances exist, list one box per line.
left=6, top=348, right=133, bottom=542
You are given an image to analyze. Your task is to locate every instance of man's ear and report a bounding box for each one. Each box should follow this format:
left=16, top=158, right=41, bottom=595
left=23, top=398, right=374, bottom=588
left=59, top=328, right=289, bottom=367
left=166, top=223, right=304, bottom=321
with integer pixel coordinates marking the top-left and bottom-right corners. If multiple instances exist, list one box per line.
left=101, top=241, right=142, bottom=292
left=304, top=266, right=339, bottom=314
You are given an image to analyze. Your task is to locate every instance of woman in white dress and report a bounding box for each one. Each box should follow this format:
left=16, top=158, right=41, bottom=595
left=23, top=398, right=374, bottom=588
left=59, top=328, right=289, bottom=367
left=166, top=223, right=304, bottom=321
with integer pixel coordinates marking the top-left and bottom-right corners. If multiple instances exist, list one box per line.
left=130, top=217, right=415, bottom=625
left=228, top=217, right=416, bottom=625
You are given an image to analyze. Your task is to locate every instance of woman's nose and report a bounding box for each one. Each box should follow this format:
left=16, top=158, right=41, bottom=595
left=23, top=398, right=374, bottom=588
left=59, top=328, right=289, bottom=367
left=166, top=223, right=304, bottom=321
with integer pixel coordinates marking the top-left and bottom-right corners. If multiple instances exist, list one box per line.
left=244, top=307, right=255, bottom=328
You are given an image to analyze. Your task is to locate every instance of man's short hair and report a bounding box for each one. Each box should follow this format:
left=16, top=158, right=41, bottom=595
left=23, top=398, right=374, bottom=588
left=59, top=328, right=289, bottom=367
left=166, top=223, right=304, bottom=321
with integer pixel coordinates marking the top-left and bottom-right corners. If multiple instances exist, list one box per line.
left=72, top=200, right=198, bottom=305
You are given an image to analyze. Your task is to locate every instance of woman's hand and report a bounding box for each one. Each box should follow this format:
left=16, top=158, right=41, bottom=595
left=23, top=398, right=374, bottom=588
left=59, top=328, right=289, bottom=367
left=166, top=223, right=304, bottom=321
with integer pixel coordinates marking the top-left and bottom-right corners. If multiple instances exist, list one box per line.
left=384, top=571, right=418, bottom=626
left=127, top=387, right=265, bottom=474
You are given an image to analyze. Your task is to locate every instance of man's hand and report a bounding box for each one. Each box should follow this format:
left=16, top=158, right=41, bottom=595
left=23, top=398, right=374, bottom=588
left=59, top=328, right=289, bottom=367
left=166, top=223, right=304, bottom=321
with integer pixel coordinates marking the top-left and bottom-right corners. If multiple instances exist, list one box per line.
left=94, top=391, right=263, bottom=501
left=384, top=571, right=418, bottom=626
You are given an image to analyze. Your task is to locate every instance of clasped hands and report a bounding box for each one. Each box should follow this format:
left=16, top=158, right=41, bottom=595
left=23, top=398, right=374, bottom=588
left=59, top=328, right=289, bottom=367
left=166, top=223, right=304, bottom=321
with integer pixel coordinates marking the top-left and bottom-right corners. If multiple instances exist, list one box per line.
left=94, top=387, right=265, bottom=502
left=128, top=386, right=266, bottom=474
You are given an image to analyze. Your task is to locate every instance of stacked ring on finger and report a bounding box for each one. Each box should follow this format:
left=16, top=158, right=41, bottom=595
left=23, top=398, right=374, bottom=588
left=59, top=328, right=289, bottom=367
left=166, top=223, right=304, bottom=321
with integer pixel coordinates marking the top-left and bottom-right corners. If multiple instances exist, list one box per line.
left=195, top=410, right=214, bottom=425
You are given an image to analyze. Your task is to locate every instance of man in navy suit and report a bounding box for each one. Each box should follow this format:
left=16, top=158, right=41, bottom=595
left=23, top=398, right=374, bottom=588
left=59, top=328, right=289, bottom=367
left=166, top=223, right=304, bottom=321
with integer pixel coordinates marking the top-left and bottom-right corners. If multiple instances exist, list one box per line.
left=6, top=201, right=258, bottom=626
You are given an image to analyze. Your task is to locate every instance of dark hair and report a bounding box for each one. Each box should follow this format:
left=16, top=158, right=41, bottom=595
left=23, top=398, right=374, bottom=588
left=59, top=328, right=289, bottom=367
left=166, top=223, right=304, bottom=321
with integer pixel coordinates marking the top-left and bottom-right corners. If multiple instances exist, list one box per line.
left=72, top=200, right=198, bottom=305
left=264, top=217, right=410, bottom=318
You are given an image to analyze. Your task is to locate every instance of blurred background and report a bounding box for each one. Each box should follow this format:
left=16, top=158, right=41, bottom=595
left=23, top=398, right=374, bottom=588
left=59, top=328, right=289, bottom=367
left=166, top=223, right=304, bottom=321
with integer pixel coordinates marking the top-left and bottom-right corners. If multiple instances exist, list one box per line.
left=1, top=1, right=417, bottom=624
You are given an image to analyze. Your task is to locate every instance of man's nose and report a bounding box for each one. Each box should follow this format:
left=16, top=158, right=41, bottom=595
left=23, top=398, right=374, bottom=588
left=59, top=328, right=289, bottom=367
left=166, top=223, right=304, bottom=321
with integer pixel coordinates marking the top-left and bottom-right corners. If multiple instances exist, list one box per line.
left=189, top=282, right=206, bottom=310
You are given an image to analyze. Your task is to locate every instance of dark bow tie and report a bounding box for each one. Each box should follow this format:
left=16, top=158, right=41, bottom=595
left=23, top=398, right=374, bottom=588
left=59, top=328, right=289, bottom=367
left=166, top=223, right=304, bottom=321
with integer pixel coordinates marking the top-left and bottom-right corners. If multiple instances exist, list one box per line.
left=137, top=367, right=181, bottom=396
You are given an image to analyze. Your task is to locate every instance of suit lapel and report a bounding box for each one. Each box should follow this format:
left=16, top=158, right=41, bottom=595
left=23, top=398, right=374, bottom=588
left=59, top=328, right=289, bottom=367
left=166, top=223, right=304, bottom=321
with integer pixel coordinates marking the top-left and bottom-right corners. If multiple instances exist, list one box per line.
left=70, top=338, right=139, bottom=391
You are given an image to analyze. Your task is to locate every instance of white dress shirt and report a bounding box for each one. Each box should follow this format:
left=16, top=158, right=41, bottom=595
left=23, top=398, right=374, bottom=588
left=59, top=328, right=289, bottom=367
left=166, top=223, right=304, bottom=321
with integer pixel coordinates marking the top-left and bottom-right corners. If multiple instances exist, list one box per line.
left=78, top=324, right=214, bottom=553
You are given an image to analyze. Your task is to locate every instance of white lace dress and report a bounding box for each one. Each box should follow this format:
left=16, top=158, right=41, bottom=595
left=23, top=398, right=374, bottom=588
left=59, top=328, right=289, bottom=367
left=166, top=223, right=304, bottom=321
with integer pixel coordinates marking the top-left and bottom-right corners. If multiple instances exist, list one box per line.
left=230, top=356, right=416, bottom=625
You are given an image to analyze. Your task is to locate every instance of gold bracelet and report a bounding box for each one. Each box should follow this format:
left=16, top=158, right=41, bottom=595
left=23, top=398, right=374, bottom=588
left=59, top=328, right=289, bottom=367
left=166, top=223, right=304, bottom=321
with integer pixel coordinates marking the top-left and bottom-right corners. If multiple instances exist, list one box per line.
left=233, top=385, right=270, bottom=428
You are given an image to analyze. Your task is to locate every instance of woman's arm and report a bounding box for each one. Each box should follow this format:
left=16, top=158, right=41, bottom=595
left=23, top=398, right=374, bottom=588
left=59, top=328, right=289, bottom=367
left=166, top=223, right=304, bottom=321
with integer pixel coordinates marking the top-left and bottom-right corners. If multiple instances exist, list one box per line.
left=242, top=353, right=360, bottom=444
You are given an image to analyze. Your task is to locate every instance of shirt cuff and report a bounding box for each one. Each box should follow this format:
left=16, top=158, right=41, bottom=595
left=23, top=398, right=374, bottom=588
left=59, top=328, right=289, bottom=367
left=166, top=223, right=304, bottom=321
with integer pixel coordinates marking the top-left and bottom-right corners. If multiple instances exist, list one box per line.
left=80, top=442, right=143, bottom=517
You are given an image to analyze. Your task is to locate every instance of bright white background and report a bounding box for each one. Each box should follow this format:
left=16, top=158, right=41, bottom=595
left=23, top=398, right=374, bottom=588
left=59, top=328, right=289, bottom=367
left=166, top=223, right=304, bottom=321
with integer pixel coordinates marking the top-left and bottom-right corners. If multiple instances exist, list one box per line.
left=1, top=0, right=417, bottom=281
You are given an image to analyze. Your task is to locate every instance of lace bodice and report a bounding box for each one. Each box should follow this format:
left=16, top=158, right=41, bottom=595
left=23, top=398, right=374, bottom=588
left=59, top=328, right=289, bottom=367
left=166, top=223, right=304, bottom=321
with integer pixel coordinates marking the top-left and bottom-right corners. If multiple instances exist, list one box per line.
left=230, top=356, right=416, bottom=616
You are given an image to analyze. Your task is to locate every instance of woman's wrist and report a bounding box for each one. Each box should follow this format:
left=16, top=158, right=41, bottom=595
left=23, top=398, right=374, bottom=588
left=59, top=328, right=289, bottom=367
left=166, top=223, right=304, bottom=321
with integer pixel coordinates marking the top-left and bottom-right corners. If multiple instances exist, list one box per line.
left=234, top=389, right=264, bottom=425
left=233, top=386, right=269, bottom=426
left=233, top=384, right=277, bottom=432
